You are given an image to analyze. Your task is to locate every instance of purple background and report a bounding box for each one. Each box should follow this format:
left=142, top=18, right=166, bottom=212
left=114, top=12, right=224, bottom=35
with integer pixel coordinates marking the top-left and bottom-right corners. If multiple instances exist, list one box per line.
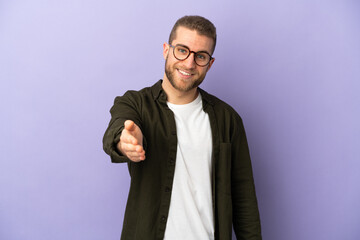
left=1, top=1, right=359, bottom=239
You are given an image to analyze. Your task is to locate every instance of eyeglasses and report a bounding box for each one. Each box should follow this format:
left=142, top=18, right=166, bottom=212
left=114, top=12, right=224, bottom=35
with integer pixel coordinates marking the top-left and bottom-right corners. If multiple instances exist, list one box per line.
left=169, top=44, right=213, bottom=67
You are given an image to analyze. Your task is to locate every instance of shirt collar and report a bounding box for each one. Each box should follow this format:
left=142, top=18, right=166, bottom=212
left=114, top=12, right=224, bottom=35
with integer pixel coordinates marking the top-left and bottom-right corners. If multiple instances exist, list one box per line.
left=151, top=80, right=166, bottom=101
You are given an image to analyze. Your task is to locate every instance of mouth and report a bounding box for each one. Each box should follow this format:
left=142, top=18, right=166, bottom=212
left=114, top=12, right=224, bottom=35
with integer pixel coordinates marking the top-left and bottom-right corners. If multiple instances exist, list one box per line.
left=177, top=69, right=194, bottom=78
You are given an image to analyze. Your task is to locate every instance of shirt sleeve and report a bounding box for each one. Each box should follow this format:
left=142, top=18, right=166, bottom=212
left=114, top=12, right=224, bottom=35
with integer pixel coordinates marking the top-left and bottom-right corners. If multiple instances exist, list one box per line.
left=102, top=91, right=146, bottom=163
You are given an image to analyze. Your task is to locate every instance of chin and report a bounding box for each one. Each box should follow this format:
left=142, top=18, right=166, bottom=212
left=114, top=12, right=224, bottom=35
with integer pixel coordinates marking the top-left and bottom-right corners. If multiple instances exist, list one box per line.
left=175, top=78, right=203, bottom=92
left=165, top=63, right=205, bottom=92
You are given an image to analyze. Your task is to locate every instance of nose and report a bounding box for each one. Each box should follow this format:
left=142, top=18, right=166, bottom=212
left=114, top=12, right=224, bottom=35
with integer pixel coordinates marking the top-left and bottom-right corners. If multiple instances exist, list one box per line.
left=182, top=52, right=196, bottom=69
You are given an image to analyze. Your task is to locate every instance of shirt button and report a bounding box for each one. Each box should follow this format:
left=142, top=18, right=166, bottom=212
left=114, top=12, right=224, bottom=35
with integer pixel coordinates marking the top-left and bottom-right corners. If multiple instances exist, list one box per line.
left=161, top=216, right=166, bottom=223
left=165, top=187, right=171, bottom=192
left=171, top=130, right=176, bottom=135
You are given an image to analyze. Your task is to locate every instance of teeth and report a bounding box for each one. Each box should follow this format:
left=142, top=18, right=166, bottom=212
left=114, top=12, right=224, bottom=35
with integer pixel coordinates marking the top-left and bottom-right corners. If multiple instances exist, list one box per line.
left=179, top=70, right=191, bottom=76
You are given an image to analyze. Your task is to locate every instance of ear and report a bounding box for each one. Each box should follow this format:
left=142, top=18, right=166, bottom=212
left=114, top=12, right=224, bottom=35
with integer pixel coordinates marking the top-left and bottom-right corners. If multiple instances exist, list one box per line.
left=206, top=58, right=215, bottom=72
left=163, top=43, right=170, bottom=59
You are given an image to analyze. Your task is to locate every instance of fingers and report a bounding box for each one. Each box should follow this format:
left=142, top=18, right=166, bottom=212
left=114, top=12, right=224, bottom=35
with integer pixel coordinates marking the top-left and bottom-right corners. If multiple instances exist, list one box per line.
left=120, top=129, right=138, bottom=145
left=122, top=120, right=143, bottom=145
left=118, top=120, right=145, bottom=162
left=117, top=139, right=146, bottom=162
left=124, top=120, right=135, bottom=131
left=121, top=142, right=144, bottom=153
left=124, top=144, right=146, bottom=162
left=126, top=149, right=146, bottom=162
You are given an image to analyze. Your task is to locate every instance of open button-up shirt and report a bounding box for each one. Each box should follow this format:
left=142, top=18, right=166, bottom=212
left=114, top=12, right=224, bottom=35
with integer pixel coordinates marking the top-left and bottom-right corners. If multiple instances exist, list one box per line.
left=103, top=80, right=262, bottom=240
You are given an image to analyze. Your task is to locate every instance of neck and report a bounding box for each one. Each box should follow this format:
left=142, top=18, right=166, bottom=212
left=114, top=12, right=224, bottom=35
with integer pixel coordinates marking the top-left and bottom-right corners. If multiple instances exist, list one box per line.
left=162, top=76, right=199, bottom=105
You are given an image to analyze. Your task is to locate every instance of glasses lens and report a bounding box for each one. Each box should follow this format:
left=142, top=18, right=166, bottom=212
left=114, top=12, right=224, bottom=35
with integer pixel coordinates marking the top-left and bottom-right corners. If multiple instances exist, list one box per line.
left=195, top=52, right=210, bottom=66
left=174, top=45, right=189, bottom=60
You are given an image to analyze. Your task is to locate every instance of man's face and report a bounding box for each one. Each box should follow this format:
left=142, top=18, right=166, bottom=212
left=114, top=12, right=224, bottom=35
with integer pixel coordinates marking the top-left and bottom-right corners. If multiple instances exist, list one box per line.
left=163, top=26, right=215, bottom=92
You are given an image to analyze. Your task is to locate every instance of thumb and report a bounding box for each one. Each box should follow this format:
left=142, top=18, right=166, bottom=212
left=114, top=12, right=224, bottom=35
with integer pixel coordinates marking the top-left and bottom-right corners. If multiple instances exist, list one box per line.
left=124, top=120, right=136, bottom=131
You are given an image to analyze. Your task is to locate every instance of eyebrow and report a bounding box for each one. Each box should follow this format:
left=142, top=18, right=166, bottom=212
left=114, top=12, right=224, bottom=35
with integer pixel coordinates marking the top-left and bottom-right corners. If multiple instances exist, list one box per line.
left=176, top=43, right=212, bottom=55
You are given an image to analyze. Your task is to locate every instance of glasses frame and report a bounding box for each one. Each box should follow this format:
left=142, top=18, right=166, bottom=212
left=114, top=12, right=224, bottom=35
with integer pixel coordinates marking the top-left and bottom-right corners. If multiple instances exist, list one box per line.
left=169, top=44, right=213, bottom=67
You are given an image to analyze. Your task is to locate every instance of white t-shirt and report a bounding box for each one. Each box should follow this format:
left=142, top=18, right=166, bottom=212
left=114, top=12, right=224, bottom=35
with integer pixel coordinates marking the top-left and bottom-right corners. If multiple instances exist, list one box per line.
left=164, top=93, right=214, bottom=240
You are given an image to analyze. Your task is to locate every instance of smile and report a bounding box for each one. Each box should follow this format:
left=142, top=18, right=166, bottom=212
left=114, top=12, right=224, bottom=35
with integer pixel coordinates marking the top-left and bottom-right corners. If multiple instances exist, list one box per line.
left=177, top=69, right=193, bottom=76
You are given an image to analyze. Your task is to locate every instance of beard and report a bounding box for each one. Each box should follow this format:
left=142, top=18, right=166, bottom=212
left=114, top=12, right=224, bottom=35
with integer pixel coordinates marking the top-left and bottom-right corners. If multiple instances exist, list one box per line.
left=164, top=56, right=206, bottom=92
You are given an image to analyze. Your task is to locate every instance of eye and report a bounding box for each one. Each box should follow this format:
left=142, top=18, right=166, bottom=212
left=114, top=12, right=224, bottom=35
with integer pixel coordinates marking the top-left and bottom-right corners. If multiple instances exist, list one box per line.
left=196, top=53, right=207, bottom=60
left=176, top=46, right=188, bottom=55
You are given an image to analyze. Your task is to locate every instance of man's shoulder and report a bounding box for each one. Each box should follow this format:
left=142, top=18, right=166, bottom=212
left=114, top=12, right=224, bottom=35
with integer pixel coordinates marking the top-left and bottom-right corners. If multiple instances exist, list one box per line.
left=199, top=88, right=242, bottom=119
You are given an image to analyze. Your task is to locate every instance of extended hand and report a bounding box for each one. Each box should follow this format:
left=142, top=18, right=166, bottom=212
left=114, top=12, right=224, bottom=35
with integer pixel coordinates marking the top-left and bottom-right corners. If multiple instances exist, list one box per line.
left=117, top=120, right=145, bottom=162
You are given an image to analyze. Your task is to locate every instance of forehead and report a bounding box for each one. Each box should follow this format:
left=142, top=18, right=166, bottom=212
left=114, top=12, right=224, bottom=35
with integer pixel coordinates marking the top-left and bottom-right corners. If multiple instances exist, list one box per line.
left=172, top=26, right=214, bottom=53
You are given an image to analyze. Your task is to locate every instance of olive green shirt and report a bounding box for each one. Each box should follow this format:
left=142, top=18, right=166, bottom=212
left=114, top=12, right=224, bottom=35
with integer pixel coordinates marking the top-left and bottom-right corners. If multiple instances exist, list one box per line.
left=103, top=80, right=262, bottom=240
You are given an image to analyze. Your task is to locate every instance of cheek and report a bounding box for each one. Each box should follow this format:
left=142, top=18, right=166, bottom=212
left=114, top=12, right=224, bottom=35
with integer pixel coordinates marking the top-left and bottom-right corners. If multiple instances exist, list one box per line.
left=167, top=57, right=179, bottom=68
left=198, top=68, right=208, bottom=76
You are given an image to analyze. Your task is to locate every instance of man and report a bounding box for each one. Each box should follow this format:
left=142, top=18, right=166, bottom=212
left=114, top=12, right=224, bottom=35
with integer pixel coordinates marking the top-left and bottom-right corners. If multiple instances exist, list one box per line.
left=103, top=15, right=262, bottom=240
